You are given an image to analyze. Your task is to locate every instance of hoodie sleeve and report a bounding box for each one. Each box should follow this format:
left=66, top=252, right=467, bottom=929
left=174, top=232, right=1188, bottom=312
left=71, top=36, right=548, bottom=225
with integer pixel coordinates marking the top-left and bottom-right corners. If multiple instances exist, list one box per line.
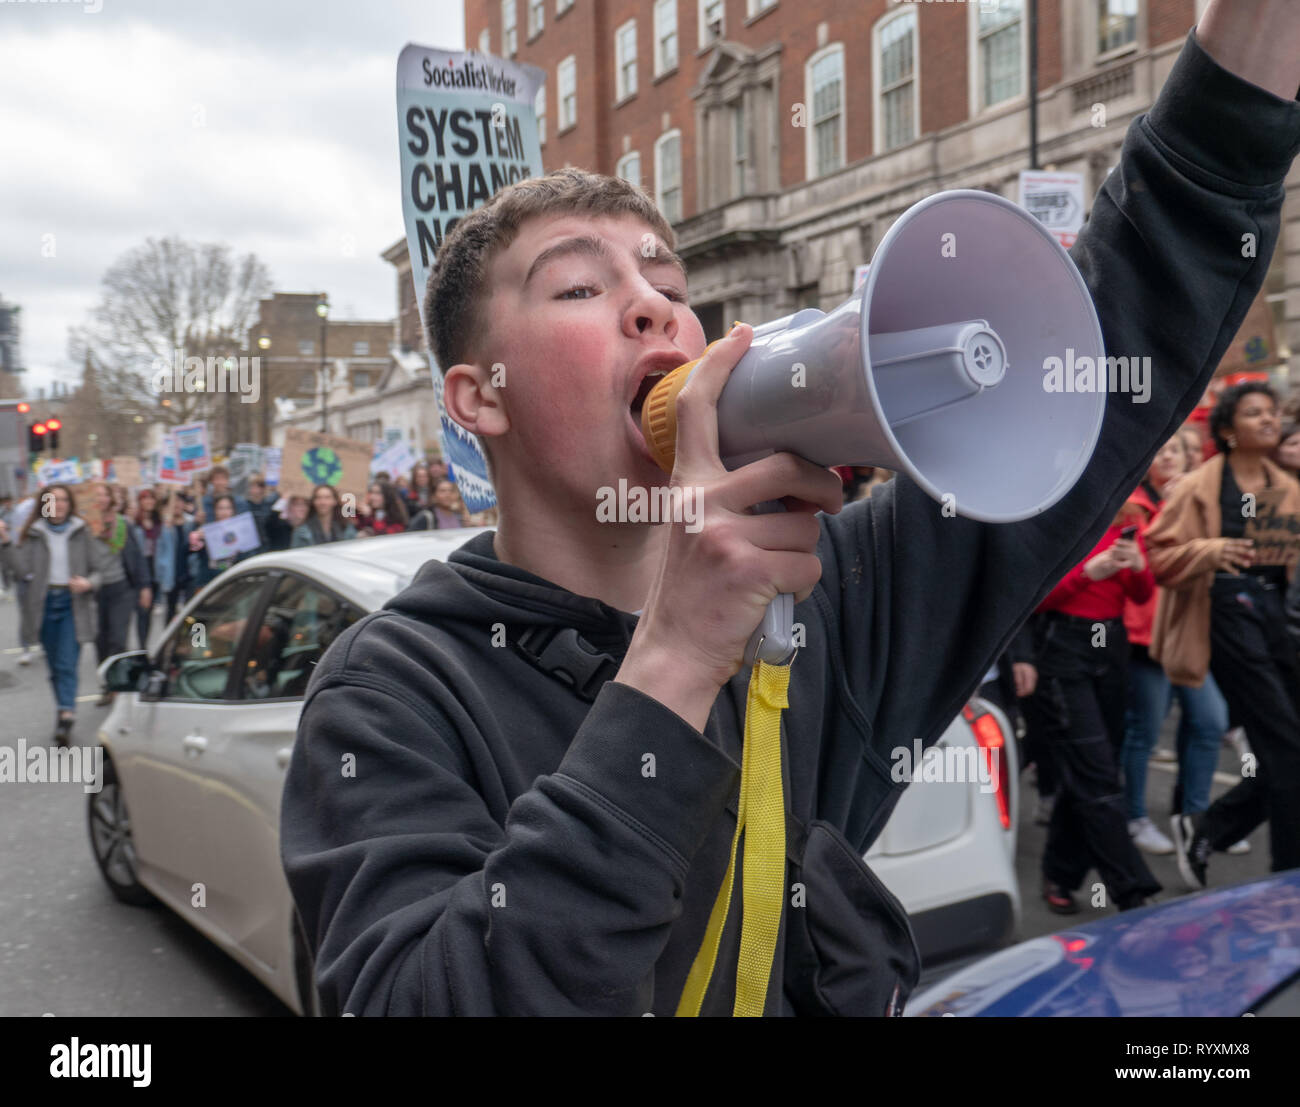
left=281, top=628, right=738, bottom=1016
left=810, top=30, right=1300, bottom=850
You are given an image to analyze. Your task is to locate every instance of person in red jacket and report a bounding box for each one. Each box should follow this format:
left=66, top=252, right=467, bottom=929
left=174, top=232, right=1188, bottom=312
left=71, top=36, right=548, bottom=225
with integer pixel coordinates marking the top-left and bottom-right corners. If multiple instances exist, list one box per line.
left=1023, top=516, right=1162, bottom=914
left=1119, top=435, right=1231, bottom=857
left=358, top=480, right=410, bottom=537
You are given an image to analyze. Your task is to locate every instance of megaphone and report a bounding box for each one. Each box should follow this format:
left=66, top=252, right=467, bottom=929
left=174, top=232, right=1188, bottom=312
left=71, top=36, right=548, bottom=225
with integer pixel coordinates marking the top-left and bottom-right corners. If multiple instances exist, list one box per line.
left=641, top=189, right=1106, bottom=665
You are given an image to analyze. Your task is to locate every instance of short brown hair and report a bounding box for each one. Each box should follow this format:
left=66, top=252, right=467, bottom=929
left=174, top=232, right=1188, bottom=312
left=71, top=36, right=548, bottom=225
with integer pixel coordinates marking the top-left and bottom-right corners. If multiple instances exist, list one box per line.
left=423, top=168, right=676, bottom=372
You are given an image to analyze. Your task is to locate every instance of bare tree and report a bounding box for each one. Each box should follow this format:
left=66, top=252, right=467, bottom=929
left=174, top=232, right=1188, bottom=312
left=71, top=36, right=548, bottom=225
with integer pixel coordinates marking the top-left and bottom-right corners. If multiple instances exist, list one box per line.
left=68, top=237, right=272, bottom=441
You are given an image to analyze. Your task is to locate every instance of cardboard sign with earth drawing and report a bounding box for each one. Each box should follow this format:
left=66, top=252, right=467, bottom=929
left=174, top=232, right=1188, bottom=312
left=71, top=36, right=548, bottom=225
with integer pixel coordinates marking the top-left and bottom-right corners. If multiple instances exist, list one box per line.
left=278, top=428, right=372, bottom=505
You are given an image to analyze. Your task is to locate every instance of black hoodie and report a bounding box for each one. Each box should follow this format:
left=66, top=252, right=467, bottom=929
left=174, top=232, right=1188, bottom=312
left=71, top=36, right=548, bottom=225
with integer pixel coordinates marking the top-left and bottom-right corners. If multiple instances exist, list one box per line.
left=281, top=31, right=1300, bottom=1016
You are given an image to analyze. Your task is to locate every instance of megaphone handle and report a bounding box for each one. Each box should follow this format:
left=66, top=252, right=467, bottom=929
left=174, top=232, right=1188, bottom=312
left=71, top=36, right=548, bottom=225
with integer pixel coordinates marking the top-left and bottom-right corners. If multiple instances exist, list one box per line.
left=743, top=500, right=796, bottom=666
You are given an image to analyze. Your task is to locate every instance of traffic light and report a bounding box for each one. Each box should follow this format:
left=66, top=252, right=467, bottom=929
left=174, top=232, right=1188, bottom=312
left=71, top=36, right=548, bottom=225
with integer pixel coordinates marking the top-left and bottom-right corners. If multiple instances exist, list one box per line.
left=46, top=417, right=61, bottom=452
left=17, top=402, right=29, bottom=414
left=29, top=422, right=47, bottom=452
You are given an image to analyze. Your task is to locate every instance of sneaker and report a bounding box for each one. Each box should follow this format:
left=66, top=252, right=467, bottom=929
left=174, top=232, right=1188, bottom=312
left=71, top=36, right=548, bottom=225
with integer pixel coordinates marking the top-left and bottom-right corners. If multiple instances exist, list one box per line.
left=1129, top=816, right=1175, bottom=855
left=18, top=648, right=32, bottom=666
left=1225, top=727, right=1251, bottom=760
left=1035, top=793, right=1056, bottom=826
left=1042, top=880, right=1080, bottom=915
left=1171, top=813, right=1211, bottom=890
left=1226, top=839, right=1251, bottom=855
left=1151, top=747, right=1177, bottom=763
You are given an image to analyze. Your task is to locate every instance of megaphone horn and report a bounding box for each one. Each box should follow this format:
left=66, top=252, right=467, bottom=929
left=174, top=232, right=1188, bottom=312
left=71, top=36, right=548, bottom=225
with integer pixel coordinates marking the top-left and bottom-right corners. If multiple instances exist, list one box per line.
left=642, top=189, right=1106, bottom=665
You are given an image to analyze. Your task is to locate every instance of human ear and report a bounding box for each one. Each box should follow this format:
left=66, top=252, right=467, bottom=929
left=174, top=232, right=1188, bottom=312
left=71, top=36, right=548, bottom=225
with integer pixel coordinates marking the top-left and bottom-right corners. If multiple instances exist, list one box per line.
left=443, top=362, right=510, bottom=442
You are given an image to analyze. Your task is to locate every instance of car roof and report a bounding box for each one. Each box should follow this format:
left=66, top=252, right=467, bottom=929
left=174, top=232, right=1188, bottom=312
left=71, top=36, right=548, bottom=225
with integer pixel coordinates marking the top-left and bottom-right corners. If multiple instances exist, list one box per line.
left=906, top=870, right=1300, bottom=1017
left=226, top=528, right=491, bottom=612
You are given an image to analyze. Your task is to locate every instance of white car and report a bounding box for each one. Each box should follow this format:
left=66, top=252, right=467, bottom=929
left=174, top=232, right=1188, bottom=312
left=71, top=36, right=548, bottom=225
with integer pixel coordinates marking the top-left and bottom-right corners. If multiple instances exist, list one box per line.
left=91, top=530, right=1020, bottom=1015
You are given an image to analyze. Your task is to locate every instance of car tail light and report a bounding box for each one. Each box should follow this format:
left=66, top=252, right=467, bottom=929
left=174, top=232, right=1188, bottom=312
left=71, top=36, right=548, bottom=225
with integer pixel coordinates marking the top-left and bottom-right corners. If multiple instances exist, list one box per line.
left=964, top=703, right=1011, bottom=830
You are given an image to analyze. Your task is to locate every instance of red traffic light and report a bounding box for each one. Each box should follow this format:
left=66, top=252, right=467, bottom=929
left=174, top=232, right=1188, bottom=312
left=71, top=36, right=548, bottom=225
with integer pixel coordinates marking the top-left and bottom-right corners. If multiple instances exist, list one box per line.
left=33, top=423, right=47, bottom=435
left=17, top=402, right=29, bottom=413
left=46, top=417, right=61, bottom=431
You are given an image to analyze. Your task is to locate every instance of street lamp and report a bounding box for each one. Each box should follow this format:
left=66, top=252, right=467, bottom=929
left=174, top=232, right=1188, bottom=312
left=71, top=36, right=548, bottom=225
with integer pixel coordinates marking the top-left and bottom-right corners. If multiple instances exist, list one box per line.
left=316, top=295, right=329, bottom=433
left=222, top=356, right=237, bottom=452
left=257, top=333, right=271, bottom=446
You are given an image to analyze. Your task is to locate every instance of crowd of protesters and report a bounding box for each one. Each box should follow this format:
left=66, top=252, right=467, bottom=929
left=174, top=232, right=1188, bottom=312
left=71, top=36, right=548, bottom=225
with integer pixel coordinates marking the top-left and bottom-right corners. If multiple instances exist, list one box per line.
left=0, top=451, right=491, bottom=743
left=838, top=381, right=1300, bottom=910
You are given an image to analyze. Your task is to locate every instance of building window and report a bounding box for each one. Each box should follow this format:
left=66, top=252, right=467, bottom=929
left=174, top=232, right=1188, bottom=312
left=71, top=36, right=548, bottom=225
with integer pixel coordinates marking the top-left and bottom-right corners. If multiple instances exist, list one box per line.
left=806, top=45, right=844, bottom=179
left=298, top=339, right=314, bottom=356
left=655, top=130, right=682, bottom=223
left=747, top=0, right=777, bottom=15
left=974, top=0, right=1023, bottom=110
left=557, top=56, right=576, bottom=130
left=1098, top=0, right=1138, bottom=54
left=616, top=20, right=638, bottom=100
left=478, top=28, right=490, bottom=53
left=875, top=9, right=917, bottom=153
left=654, top=0, right=678, bottom=75
left=616, top=151, right=641, bottom=188
left=699, top=0, right=723, bottom=49
left=352, top=341, right=369, bottom=356
left=351, top=370, right=371, bottom=389
left=502, top=0, right=517, bottom=57
left=528, top=0, right=544, bottom=37
left=557, top=0, right=572, bottom=13
left=535, top=82, right=547, bottom=145
left=300, top=371, right=317, bottom=391
left=732, top=101, right=748, bottom=197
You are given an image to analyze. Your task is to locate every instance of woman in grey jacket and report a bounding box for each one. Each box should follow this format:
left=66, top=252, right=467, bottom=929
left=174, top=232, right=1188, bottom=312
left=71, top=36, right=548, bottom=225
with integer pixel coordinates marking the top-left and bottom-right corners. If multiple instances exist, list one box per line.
left=0, top=484, right=111, bottom=744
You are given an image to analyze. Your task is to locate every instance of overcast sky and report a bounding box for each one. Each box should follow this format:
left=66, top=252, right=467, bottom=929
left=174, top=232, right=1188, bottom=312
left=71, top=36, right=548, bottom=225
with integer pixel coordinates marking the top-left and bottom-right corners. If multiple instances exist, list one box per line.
left=2, top=0, right=466, bottom=395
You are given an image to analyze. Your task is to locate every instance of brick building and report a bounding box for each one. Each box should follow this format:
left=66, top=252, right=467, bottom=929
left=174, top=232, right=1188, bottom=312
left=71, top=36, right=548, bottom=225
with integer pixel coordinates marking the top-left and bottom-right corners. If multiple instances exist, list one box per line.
left=252, top=293, right=395, bottom=444
left=464, top=0, right=1295, bottom=381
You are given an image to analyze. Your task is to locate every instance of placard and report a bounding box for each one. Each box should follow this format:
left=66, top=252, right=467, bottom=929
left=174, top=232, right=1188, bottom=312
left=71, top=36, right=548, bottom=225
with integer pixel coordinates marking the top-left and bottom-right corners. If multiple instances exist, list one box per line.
left=278, top=428, right=371, bottom=501
left=371, top=438, right=417, bottom=479
left=201, top=510, right=262, bottom=563
left=173, top=421, right=211, bottom=474
left=1019, top=170, right=1085, bottom=249
left=1244, top=489, right=1300, bottom=568
left=72, top=482, right=103, bottom=537
left=112, top=456, right=142, bottom=488
left=158, top=435, right=185, bottom=485
left=35, top=458, right=81, bottom=487
left=397, top=44, right=544, bottom=513
left=263, top=447, right=282, bottom=486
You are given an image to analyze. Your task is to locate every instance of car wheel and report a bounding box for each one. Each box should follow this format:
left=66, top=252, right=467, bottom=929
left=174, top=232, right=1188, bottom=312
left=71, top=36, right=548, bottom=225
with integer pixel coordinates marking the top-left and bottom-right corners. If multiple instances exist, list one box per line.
left=293, top=909, right=322, bottom=1017
left=87, top=757, right=157, bottom=907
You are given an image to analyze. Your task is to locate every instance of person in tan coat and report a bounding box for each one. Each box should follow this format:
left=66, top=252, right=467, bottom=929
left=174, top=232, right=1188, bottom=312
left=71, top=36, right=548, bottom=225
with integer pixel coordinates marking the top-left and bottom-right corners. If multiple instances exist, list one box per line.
left=1147, top=383, right=1300, bottom=888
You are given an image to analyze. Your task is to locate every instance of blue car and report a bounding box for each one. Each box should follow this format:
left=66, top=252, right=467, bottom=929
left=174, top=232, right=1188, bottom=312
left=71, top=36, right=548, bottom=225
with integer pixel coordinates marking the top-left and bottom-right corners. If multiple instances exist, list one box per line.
left=907, top=871, right=1300, bottom=1017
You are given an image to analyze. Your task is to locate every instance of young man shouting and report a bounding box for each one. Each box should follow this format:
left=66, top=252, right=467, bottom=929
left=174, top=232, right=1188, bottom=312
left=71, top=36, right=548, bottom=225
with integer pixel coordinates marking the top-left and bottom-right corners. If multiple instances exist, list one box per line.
left=282, top=4, right=1300, bottom=1015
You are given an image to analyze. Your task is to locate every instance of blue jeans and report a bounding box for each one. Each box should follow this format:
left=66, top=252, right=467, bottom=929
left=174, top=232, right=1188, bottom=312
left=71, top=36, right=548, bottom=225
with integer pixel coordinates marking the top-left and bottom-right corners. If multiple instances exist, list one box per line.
left=1121, top=651, right=1227, bottom=819
left=39, top=588, right=81, bottom=713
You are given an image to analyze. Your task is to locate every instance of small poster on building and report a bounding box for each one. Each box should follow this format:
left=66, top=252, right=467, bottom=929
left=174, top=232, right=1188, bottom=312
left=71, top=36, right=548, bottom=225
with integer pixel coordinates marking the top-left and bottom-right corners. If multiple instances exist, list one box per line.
left=1018, top=171, right=1086, bottom=249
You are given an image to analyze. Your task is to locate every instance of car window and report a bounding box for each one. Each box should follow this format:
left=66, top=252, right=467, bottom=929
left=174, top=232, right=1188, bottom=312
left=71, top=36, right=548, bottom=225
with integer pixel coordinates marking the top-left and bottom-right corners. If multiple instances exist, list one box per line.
left=156, top=572, right=269, bottom=701
left=241, top=575, right=362, bottom=701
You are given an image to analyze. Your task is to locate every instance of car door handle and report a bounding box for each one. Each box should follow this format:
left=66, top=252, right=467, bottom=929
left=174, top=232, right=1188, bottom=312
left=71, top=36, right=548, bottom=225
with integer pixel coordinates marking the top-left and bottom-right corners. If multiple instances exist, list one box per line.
left=275, top=746, right=292, bottom=769
left=182, top=734, right=208, bottom=755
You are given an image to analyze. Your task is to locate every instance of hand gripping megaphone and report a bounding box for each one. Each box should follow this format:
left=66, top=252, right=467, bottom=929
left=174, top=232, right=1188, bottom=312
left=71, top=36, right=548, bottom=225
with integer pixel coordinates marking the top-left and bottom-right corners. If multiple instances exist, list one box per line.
left=640, top=189, right=1106, bottom=665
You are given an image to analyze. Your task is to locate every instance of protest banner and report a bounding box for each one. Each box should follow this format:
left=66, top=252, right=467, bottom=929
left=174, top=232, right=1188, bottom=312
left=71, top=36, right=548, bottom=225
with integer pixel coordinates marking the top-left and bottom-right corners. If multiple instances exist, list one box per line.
left=263, top=447, right=282, bottom=486
left=201, top=511, right=262, bottom=563
left=278, top=428, right=371, bottom=501
left=112, top=456, right=142, bottom=488
left=72, top=482, right=103, bottom=536
left=36, top=458, right=81, bottom=487
left=173, top=421, right=211, bottom=474
left=1244, top=489, right=1300, bottom=569
left=158, top=435, right=185, bottom=484
left=227, top=443, right=263, bottom=490
left=397, top=44, right=543, bottom=513
left=371, top=438, right=417, bottom=479
left=1019, top=170, right=1085, bottom=249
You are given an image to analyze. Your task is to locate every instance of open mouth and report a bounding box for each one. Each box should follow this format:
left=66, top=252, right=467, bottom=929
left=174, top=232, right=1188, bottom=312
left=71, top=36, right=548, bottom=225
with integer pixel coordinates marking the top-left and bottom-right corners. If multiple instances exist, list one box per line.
left=630, top=369, right=670, bottom=419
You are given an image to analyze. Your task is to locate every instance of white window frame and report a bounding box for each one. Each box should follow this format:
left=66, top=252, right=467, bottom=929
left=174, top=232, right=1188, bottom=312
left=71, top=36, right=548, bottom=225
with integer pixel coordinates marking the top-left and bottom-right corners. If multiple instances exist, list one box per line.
left=1097, top=0, right=1140, bottom=58
left=557, top=55, right=577, bottom=131
left=616, top=151, right=642, bottom=188
left=968, top=0, right=1027, bottom=116
left=528, top=0, right=545, bottom=38
left=535, top=81, right=547, bottom=146
left=655, top=129, right=683, bottom=224
left=804, top=43, right=846, bottom=181
left=502, top=0, right=518, bottom=57
left=557, top=0, right=573, bottom=14
left=746, top=0, right=777, bottom=17
left=654, top=0, right=678, bottom=77
left=698, top=0, right=724, bottom=49
left=872, top=8, right=919, bottom=155
left=616, top=20, right=638, bottom=101
left=478, top=28, right=490, bottom=53
left=352, top=341, right=369, bottom=356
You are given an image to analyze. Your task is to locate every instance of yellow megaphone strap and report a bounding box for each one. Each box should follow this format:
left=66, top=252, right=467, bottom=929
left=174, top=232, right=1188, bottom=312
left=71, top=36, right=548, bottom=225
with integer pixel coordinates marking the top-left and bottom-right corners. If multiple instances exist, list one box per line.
left=676, top=658, right=790, bottom=1017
